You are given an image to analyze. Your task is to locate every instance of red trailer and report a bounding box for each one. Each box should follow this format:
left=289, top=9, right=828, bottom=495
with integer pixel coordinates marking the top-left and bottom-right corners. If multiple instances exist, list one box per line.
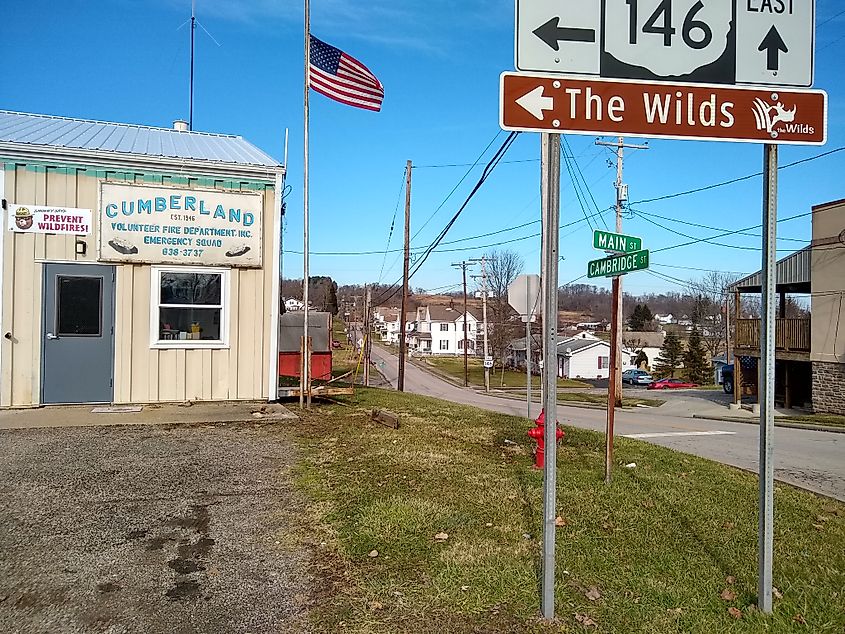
left=278, top=311, right=333, bottom=382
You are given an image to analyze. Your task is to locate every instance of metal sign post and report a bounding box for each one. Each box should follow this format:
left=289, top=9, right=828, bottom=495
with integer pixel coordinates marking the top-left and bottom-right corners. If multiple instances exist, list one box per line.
left=508, top=274, right=541, bottom=418
left=504, top=0, right=825, bottom=621
left=758, top=143, right=778, bottom=614
left=539, top=132, right=560, bottom=621
left=526, top=315, right=532, bottom=418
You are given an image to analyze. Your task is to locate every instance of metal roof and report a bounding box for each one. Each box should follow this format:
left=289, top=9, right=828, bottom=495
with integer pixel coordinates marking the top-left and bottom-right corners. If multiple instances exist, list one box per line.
left=557, top=338, right=606, bottom=356
left=0, top=110, right=280, bottom=170
left=729, top=248, right=811, bottom=293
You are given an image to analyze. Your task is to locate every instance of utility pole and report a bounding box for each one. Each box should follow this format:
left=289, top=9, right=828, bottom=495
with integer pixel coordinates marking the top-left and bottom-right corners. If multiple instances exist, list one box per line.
left=470, top=256, right=491, bottom=392
left=398, top=160, right=412, bottom=392
left=595, top=136, right=648, bottom=484
left=364, top=286, right=371, bottom=386
left=452, top=261, right=471, bottom=387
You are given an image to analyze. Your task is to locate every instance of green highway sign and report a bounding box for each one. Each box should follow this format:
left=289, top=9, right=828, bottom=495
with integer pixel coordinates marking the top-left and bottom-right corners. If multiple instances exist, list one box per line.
left=593, top=230, right=643, bottom=254
left=587, top=249, right=649, bottom=279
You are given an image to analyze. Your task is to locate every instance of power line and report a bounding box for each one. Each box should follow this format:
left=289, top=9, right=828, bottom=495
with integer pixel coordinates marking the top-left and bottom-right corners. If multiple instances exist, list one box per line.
left=562, top=145, right=596, bottom=231
left=631, top=208, right=808, bottom=243
left=651, top=263, right=750, bottom=275
left=634, top=209, right=803, bottom=252
left=376, top=169, right=408, bottom=284
left=649, top=210, right=813, bottom=254
left=630, top=147, right=845, bottom=206
left=414, top=158, right=538, bottom=169
left=373, top=132, right=520, bottom=306
left=410, top=130, right=503, bottom=242
left=564, top=136, right=611, bottom=230
left=819, top=6, right=845, bottom=27
left=284, top=216, right=590, bottom=257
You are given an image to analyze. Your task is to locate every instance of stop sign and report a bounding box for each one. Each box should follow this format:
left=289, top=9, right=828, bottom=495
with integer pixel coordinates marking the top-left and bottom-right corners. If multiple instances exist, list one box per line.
left=508, top=274, right=541, bottom=323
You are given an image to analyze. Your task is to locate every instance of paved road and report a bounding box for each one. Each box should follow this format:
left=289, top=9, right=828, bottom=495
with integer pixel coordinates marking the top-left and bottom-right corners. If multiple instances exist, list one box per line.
left=370, top=343, right=845, bottom=501
left=0, top=423, right=308, bottom=634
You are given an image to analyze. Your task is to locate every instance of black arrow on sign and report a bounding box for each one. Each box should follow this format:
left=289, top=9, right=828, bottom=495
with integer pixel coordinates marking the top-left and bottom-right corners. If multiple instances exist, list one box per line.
left=758, top=25, right=788, bottom=71
left=533, top=17, right=596, bottom=52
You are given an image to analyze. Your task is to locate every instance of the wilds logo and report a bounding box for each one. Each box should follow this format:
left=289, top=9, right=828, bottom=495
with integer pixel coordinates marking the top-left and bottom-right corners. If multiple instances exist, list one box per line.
left=753, top=94, right=815, bottom=138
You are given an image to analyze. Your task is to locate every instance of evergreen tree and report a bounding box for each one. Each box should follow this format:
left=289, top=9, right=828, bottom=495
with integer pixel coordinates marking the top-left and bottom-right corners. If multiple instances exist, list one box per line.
left=634, top=350, right=649, bottom=369
left=628, top=303, right=656, bottom=331
left=683, top=327, right=710, bottom=384
left=654, top=332, right=684, bottom=377
left=308, top=276, right=339, bottom=314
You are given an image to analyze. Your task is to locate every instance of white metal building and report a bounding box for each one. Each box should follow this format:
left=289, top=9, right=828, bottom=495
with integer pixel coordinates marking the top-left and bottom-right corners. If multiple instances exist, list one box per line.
left=0, top=111, right=284, bottom=407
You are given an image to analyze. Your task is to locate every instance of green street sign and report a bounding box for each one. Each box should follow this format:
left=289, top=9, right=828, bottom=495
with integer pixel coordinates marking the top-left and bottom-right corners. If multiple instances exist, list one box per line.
left=593, top=230, right=643, bottom=254
left=587, top=250, right=650, bottom=279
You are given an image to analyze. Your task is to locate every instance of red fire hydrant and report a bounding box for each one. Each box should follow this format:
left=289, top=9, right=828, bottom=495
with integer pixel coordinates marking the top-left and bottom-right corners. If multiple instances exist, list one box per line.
left=527, top=409, right=564, bottom=469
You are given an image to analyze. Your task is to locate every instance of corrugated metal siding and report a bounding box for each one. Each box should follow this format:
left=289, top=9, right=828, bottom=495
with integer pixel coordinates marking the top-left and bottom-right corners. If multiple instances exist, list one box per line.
left=110, top=172, right=275, bottom=404
left=0, top=111, right=280, bottom=168
left=731, top=248, right=811, bottom=291
left=1, top=167, right=276, bottom=407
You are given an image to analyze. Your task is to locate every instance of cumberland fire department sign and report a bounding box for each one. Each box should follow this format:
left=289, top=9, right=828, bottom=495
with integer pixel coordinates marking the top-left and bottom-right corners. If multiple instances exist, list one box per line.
left=99, top=183, right=264, bottom=268
left=500, top=73, right=827, bottom=145
left=516, top=0, right=815, bottom=87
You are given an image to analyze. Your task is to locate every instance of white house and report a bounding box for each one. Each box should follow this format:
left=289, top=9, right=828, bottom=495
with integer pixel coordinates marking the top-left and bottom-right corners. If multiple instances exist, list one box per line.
left=557, top=332, right=634, bottom=379
left=575, top=321, right=604, bottom=331
left=412, top=305, right=483, bottom=356
left=622, top=331, right=666, bottom=370
left=374, top=307, right=399, bottom=341
left=654, top=313, right=674, bottom=325
left=383, top=311, right=415, bottom=346
left=284, top=298, right=304, bottom=312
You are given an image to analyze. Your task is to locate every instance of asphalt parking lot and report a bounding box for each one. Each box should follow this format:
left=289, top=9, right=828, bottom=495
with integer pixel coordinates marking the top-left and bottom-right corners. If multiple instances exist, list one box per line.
left=0, top=422, right=309, bottom=634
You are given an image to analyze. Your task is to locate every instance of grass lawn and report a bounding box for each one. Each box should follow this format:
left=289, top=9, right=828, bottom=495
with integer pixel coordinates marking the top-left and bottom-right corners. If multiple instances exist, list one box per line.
left=777, top=414, right=845, bottom=429
left=293, top=388, right=845, bottom=633
left=331, top=318, right=362, bottom=379
left=424, top=356, right=591, bottom=390
left=557, top=392, right=665, bottom=408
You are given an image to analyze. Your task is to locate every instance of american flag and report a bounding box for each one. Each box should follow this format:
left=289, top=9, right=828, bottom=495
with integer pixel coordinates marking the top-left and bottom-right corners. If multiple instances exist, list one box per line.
left=309, top=35, right=384, bottom=112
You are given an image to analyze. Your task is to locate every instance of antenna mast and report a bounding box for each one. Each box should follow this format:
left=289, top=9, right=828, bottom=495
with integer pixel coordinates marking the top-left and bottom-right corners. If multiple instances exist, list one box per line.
left=189, top=0, right=196, bottom=130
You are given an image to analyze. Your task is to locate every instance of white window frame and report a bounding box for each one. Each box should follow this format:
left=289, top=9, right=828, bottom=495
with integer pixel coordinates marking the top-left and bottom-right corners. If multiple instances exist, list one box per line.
left=439, top=339, right=449, bottom=351
left=150, top=266, right=231, bottom=350
left=439, top=323, right=449, bottom=332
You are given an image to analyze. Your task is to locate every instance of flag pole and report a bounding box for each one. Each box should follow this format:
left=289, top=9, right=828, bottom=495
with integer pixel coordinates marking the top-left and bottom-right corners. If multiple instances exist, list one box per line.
left=301, top=0, right=311, bottom=408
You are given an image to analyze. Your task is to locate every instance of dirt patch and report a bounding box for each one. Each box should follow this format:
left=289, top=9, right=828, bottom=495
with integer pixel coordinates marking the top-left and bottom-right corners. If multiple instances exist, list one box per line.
left=0, top=424, right=311, bottom=633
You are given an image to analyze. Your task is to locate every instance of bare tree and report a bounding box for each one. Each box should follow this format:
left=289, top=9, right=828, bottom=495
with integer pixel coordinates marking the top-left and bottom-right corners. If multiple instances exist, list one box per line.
left=487, top=249, right=524, bottom=302
left=485, top=249, right=524, bottom=363
left=687, top=271, right=739, bottom=360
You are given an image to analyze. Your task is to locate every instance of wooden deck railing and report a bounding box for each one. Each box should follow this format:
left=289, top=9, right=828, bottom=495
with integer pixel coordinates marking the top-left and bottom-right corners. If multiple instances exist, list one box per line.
left=735, top=318, right=810, bottom=352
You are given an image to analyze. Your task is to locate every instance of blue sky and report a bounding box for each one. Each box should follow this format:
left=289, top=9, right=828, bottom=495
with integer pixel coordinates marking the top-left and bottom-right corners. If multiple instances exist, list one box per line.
left=2, top=0, right=843, bottom=298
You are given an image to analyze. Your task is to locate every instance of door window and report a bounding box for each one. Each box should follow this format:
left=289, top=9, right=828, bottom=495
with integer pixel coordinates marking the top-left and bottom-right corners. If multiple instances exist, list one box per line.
left=57, top=276, right=102, bottom=336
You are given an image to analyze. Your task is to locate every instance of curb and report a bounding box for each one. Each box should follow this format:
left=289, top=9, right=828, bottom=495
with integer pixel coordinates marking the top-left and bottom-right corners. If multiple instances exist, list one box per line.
left=402, top=354, right=663, bottom=412
left=692, top=414, right=845, bottom=434
left=476, top=389, right=649, bottom=412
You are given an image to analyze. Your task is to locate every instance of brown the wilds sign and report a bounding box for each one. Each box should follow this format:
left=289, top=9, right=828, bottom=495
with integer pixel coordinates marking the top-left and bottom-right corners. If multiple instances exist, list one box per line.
left=500, top=73, right=827, bottom=145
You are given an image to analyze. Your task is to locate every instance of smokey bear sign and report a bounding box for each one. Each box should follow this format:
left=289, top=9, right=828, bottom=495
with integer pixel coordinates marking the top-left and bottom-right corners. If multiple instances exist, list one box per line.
left=7, top=205, right=92, bottom=235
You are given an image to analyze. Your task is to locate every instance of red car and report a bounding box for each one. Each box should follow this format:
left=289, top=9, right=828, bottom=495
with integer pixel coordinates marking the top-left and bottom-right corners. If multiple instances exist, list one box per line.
left=647, top=378, right=698, bottom=390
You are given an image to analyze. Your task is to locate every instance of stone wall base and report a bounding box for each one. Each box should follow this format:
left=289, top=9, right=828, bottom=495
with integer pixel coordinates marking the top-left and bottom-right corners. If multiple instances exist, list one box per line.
left=812, top=361, right=845, bottom=416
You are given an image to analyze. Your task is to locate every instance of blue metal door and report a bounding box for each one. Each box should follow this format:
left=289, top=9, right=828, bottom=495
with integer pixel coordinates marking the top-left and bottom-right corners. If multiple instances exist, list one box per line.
left=41, top=264, right=115, bottom=404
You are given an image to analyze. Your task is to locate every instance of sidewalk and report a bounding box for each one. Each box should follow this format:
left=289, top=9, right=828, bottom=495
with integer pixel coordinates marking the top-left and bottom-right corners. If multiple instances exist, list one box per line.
left=0, top=401, right=298, bottom=430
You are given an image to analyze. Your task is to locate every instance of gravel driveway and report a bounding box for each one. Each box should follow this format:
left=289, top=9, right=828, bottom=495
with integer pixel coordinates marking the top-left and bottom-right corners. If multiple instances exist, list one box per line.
left=0, top=423, right=310, bottom=634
